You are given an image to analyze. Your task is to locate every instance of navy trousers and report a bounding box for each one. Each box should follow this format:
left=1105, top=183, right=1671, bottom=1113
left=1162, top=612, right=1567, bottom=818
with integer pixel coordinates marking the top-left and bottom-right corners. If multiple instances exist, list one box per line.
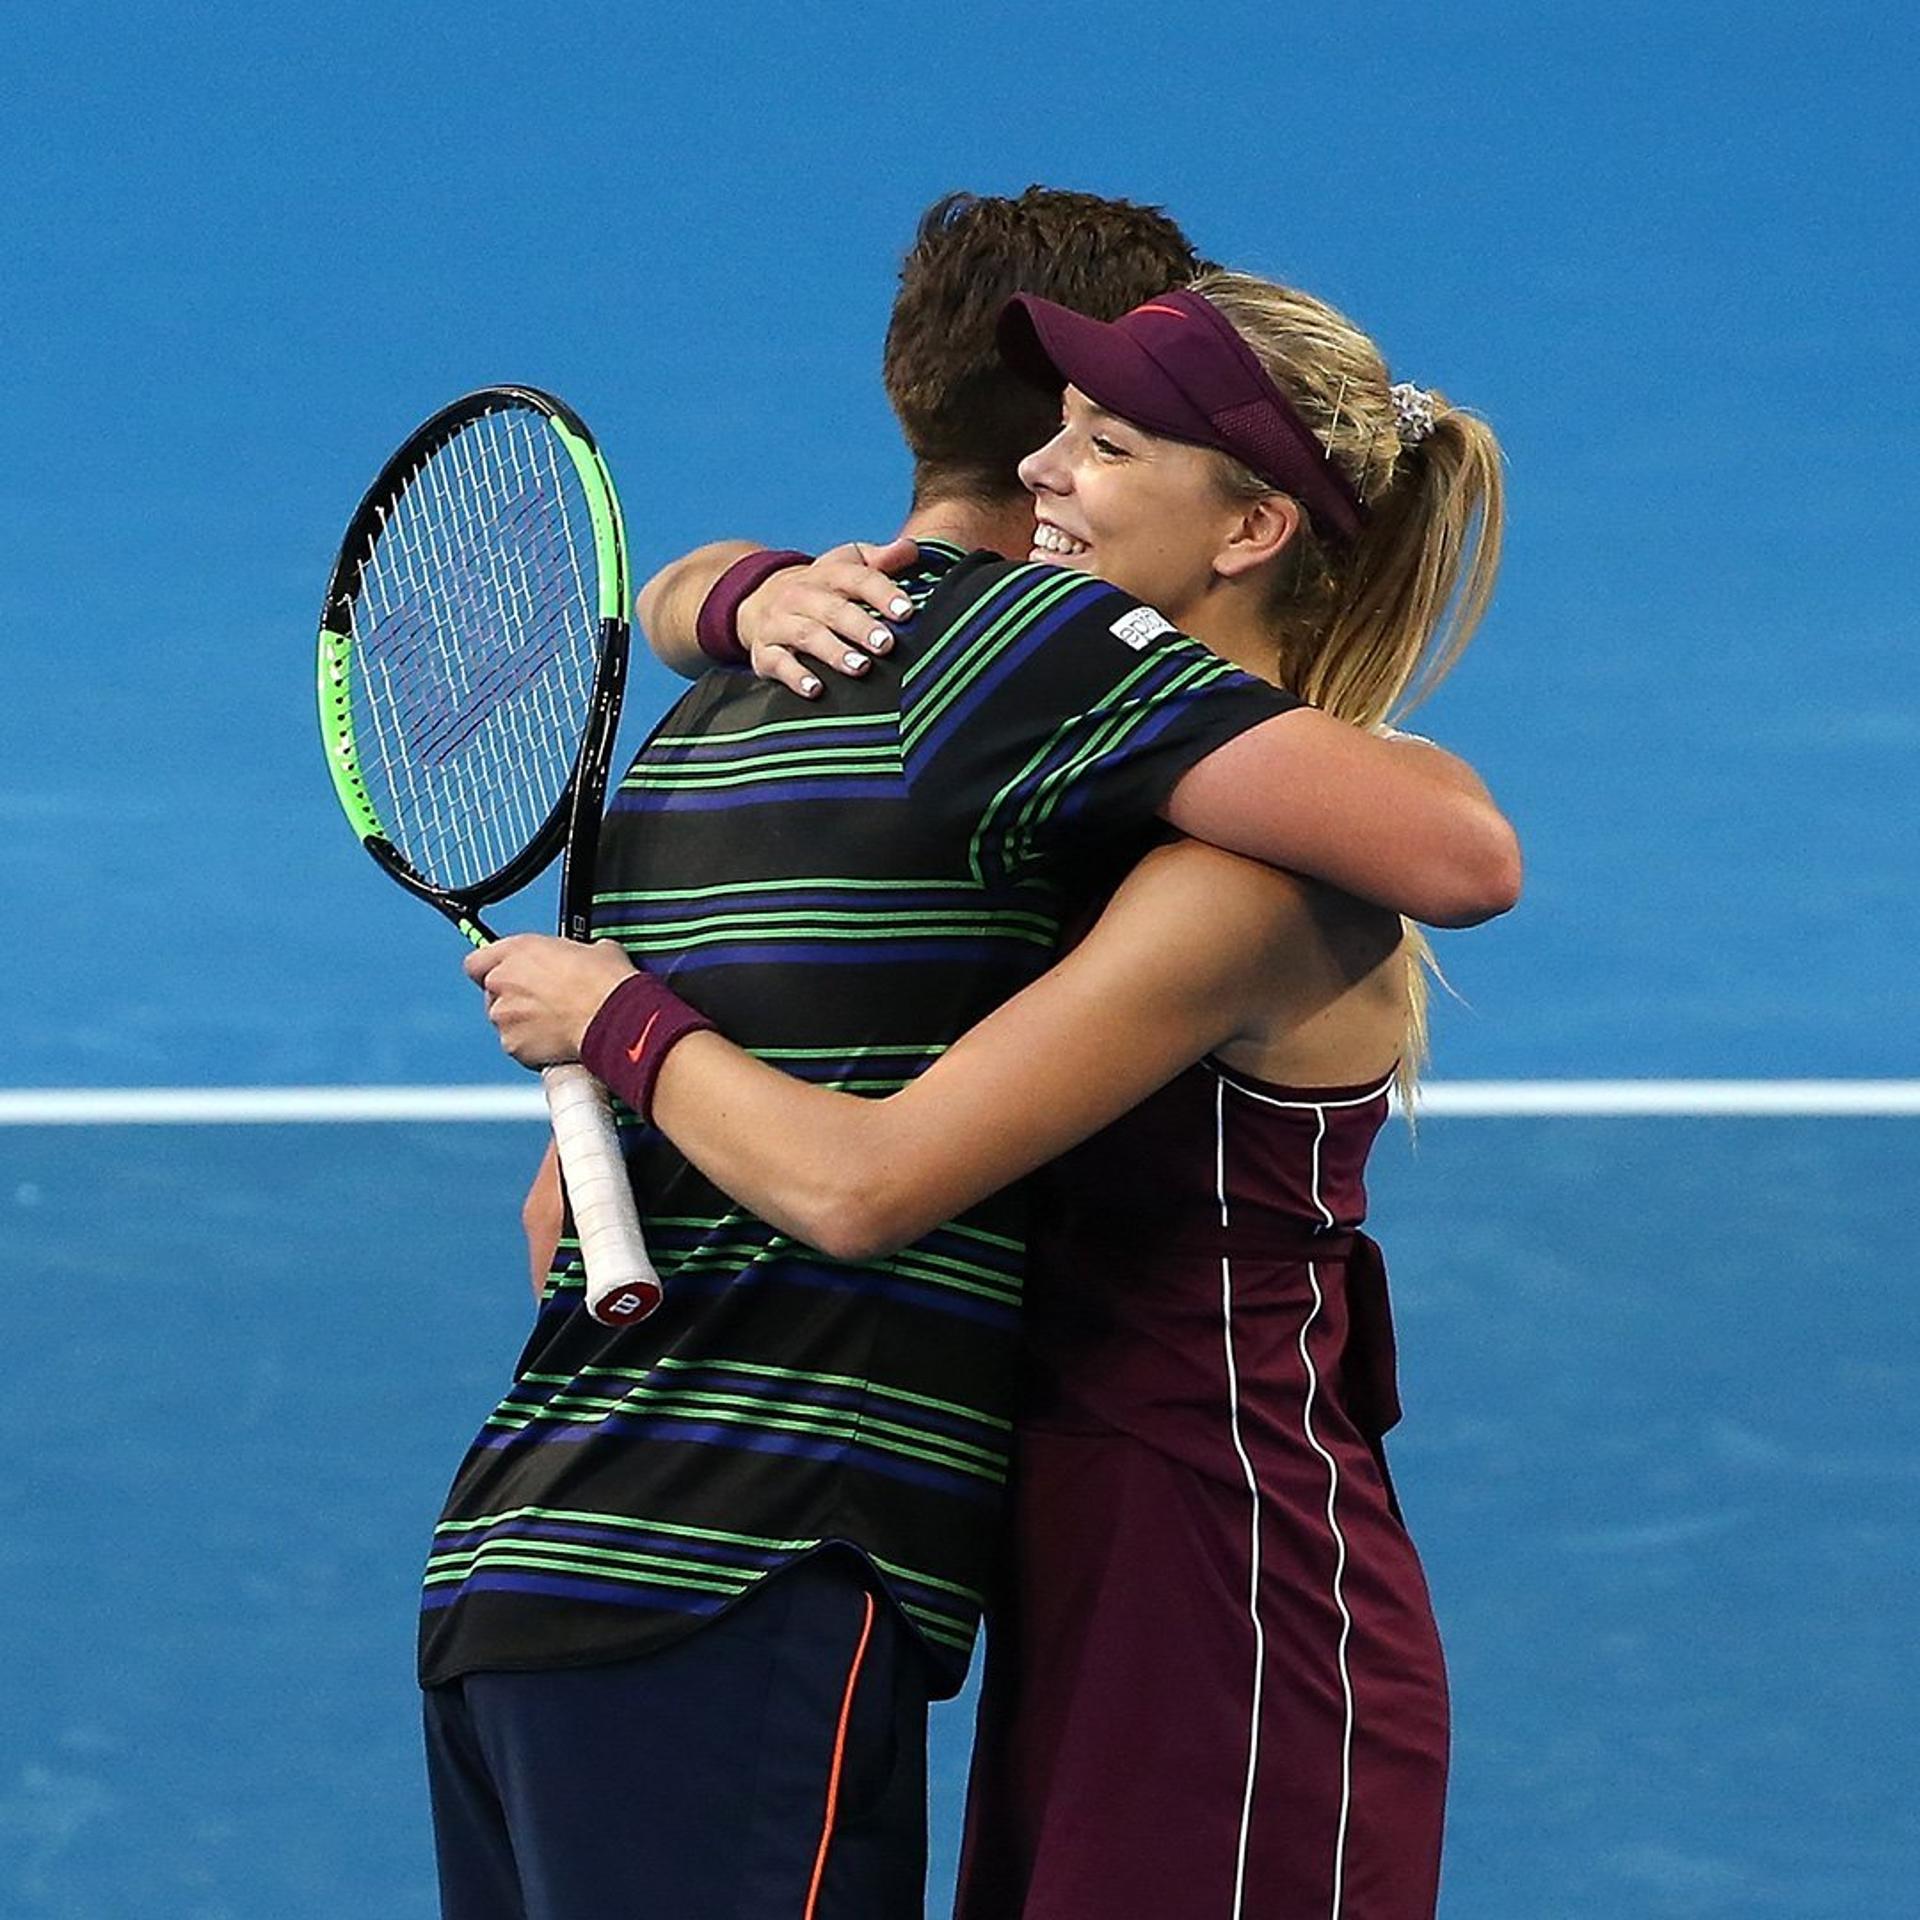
left=423, top=1553, right=930, bottom=1920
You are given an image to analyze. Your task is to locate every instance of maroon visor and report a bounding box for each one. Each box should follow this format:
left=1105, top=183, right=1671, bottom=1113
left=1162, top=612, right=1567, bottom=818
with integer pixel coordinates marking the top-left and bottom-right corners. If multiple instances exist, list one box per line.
left=998, top=287, right=1366, bottom=545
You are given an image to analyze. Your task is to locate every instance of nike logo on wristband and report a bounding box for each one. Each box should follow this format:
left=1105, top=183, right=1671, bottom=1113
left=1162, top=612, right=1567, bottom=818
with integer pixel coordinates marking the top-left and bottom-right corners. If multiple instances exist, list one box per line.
left=626, top=1010, right=663, bottom=1064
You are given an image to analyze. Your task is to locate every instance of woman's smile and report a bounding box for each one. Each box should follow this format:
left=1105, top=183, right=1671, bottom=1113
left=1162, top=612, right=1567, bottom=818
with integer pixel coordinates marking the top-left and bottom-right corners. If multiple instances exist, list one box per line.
left=1029, top=519, right=1091, bottom=560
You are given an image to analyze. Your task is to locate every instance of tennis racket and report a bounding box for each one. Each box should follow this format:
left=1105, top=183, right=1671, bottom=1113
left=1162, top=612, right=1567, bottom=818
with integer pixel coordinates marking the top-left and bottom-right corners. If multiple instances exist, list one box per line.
left=317, top=385, right=663, bottom=1325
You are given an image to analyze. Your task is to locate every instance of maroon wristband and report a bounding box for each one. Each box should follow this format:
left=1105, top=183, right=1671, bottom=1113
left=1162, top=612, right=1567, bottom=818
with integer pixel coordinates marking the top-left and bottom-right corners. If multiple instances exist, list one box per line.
left=579, top=972, right=716, bottom=1123
left=694, top=549, right=813, bottom=667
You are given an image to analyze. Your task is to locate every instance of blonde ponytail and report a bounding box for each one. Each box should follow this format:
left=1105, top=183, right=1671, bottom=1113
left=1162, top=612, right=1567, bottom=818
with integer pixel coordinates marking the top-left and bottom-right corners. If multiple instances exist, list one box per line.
left=1189, top=270, right=1506, bottom=1103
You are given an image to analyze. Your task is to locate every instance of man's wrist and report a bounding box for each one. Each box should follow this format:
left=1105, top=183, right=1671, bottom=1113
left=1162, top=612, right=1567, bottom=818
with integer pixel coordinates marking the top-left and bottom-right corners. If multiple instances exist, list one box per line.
left=695, top=549, right=813, bottom=667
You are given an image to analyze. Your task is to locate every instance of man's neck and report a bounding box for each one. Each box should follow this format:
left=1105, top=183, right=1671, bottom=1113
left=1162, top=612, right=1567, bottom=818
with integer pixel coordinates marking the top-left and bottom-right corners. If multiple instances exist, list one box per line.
left=900, top=495, right=1035, bottom=562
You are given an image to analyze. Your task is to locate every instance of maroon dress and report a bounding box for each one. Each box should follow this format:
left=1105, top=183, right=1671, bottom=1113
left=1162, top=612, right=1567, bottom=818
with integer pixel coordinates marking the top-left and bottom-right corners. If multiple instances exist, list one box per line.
left=955, top=1062, right=1448, bottom=1920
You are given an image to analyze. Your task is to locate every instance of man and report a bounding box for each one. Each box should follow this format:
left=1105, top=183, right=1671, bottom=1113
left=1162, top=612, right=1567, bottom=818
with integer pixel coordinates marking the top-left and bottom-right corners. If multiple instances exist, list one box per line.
left=426, top=188, right=1519, bottom=1920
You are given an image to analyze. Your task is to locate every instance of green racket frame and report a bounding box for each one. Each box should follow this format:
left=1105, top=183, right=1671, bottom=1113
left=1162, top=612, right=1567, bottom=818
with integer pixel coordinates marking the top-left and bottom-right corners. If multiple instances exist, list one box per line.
left=316, top=384, right=631, bottom=946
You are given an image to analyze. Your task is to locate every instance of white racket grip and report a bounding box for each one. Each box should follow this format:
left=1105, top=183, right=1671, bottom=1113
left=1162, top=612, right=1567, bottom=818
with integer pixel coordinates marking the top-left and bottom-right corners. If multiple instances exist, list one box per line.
left=541, top=1061, right=665, bottom=1326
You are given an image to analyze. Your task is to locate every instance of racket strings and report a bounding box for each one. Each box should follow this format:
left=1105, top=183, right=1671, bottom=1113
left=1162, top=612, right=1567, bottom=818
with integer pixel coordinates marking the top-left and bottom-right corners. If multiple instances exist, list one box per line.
left=349, top=407, right=601, bottom=891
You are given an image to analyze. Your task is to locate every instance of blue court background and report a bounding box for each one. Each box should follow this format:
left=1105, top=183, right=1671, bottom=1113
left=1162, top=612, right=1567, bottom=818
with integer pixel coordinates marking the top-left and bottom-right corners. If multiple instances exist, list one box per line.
left=4, top=2, right=1916, bottom=1914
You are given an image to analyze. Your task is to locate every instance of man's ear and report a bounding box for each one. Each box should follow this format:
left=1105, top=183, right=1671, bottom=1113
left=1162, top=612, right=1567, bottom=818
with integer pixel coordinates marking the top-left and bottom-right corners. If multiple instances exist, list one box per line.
left=1212, top=492, right=1302, bottom=581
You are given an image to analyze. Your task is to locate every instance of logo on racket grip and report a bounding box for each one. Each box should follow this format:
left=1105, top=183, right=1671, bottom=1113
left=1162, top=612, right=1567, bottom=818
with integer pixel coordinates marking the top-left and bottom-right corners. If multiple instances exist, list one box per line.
left=594, top=1280, right=664, bottom=1325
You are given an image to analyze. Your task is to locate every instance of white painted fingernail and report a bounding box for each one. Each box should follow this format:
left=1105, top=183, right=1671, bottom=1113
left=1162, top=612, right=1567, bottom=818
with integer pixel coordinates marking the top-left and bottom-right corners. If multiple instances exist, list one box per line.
left=868, top=630, right=893, bottom=653
left=800, top=676, right=821, bottom=696
left=844, top=651, right=868, bottom=671
left=889, top=597, right=912, bottom=617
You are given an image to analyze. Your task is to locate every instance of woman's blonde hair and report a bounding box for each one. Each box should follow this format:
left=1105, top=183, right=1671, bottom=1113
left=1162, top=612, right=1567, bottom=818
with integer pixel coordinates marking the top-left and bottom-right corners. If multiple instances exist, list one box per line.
left=1190, top=269, right=1507, bottom=1101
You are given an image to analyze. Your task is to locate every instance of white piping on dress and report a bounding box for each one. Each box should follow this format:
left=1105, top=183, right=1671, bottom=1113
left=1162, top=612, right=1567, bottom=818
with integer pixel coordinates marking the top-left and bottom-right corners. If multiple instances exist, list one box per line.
left=1216, top=1074, right=1267, bottom=1920
left=1299, top=1102, right=1358, bottom=1920
left=1212, top=1070, right=1366, bottom=1920
left=1207, top=1065, right=1397, bottom=1114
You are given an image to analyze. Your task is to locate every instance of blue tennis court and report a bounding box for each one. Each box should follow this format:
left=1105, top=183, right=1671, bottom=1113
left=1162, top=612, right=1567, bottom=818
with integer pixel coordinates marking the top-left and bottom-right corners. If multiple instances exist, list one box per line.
left=5, top=1113, right=1912, bottom=1915
left=6, top=1, right=1916, bottom=1913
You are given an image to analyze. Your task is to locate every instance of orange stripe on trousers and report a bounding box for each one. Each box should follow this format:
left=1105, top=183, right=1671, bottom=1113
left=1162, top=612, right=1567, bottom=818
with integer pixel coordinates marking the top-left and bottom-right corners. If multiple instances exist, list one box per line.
left=803, top=1590, right=877, bottom=1919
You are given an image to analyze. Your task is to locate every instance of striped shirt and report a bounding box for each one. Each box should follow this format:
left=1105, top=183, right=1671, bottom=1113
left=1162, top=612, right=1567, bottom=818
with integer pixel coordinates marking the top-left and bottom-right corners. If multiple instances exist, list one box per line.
left=419, top=544, right=1301, bottom=1693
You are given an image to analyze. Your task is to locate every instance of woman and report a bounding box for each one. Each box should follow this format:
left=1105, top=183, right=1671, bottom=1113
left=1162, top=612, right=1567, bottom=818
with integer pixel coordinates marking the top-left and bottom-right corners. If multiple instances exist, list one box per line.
left=477, top=269, right=1505, bottom=1919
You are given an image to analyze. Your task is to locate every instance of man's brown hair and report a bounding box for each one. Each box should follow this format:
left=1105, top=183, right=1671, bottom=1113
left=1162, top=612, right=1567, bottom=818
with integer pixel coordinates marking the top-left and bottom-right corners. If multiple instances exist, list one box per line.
left=883, top=187, right=1202, bottom=508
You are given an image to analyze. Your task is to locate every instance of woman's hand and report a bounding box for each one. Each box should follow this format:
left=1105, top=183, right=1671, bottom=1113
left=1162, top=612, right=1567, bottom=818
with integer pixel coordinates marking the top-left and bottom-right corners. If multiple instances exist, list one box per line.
left=740, top=538, right=920, bottom=698
left=464, top=936, right=638, bottom=1066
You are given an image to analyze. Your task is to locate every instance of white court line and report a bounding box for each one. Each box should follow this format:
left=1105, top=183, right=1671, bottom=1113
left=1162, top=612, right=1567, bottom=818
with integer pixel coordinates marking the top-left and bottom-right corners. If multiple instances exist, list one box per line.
left=0, top=1086, right=549, bottom=1125
left=0, top=1081, right=1917, bottom=1126
left=1415, top=1081, right=1920, bottom=1117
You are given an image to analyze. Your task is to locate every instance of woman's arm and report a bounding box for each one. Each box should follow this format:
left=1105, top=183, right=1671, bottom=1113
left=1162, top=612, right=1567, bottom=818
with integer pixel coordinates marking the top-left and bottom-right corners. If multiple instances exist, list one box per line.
left=471, top=845, right=1361, bottom=1263
left=1162, top=709, right=1521, bottom=926
left=669, top=562, right=1519, bottom=925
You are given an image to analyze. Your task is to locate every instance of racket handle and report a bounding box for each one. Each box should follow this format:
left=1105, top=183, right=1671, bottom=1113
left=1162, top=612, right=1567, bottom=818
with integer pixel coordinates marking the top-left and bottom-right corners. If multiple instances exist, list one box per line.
left=540, top=1062, right=664, bottom=1326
